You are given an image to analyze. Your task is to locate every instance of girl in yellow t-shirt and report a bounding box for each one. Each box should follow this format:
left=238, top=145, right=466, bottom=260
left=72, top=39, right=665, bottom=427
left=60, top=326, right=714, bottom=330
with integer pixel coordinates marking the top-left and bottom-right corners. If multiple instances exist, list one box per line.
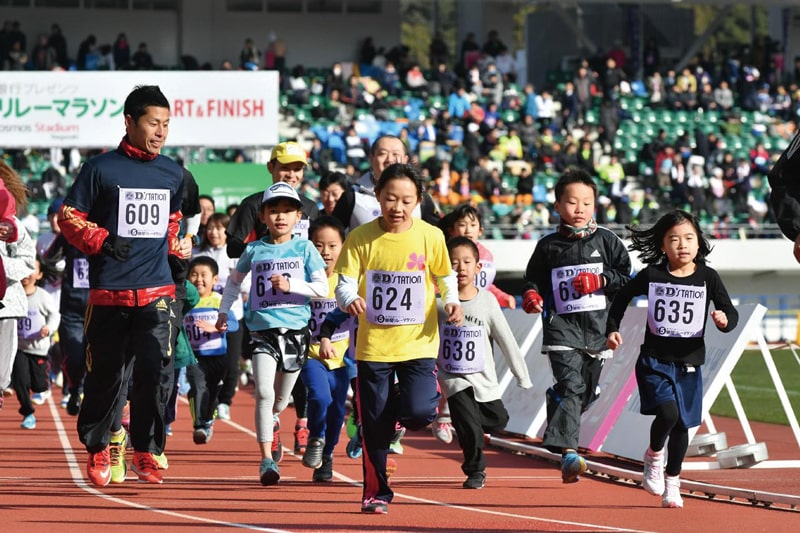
left=334, top=163, right=463, bottom=514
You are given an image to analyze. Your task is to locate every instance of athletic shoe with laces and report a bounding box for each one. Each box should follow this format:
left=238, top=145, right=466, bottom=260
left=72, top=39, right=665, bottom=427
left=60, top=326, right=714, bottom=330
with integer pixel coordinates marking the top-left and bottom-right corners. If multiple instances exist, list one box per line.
left=60, top=393, right=70, bottom=409
left=87, top=447, right=111, bottom=487
left=193, top=424, right=213, bottom=445
left=259, top=457, right=280, bottom=486
left=21, top=414, right=36, bottom=429
left=302, top=437, right=325, bottom=469
left=431, top=420, right=454, bottom=444
left=313, top=455, right=333, bottom=483
left=642, top=447, right=665, bottom=496
left=271, top=418, right=283, bottom=463
left=66, top=393, right=82, bottom=416
left=216, top=403, right=230, bottom=420
left=153, top=452, right=169, bottom=470
left=345, top=411, right=358, bottom=439
left=361, top=497, right=389, bottom=514
left=388, top=424, right=406, bottom=455
left=386, top=458, right=398, bottom=481
left=294, top=424, right=310, bottom=454
left=109, top=431, right=128, bottom=483
left=662, top=475, right=684, bottom=508
left=463, top=471, right=486, bottom=489
left=131, top=451, right=163, bottom=483
left=346, top=427, right=363, bottom=459
left=31, top=389, right=51, bottom=405
left=561, top=451, right=587, bottom=483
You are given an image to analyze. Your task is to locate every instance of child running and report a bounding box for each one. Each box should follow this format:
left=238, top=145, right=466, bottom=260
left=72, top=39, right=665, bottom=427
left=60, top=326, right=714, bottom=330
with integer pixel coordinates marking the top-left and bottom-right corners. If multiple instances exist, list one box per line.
left=11, top=255, right=60, bottom=429
left=334, top=163, right=463, bottom=514
left=606, top=209, right=738, bottom=508
left=438, top=237, right=532, bottom=489
left=300, top=216, right=354, bottom=481
left=216, top=182, right=327, bottom=486
left=185, top=256, right=239, bottom=444
left=521, top=167, right=631, bottom=483
left=435, top=202, right=517, bottom=443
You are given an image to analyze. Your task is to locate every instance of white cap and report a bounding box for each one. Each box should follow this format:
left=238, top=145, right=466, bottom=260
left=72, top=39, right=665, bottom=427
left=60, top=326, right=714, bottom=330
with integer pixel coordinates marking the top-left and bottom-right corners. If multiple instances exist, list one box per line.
left=261, top=182, right=302, bottom=208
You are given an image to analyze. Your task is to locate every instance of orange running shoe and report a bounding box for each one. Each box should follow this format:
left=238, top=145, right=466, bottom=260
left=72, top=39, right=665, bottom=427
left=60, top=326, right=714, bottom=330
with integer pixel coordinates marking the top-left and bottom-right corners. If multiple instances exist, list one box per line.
left=131, top=451, right=163, bottom=484
left=87, top=447, right=112, bottom=487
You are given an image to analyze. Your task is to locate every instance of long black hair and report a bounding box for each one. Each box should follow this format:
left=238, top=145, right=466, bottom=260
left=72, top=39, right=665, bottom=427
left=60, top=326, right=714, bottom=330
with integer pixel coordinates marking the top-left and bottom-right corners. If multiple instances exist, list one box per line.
left=628, top=209, right=712, bottom=265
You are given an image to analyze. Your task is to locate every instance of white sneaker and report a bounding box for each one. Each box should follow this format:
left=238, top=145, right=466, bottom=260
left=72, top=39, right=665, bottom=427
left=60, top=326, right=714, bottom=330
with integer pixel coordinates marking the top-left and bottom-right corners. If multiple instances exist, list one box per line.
left=31, top=390, right=51, bottom=405
left=431, top=420, right=454, bottom=444
left=217, top=403, right=231, bottom=420
left=662, top=475, right=684, bottom=508
left=642, top=447, right=665, bottom=496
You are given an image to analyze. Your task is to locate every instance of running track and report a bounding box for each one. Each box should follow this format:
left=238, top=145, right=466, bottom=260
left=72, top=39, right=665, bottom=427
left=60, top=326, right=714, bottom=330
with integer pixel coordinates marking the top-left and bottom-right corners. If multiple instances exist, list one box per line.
left=1, top=386, right=797, bottom=532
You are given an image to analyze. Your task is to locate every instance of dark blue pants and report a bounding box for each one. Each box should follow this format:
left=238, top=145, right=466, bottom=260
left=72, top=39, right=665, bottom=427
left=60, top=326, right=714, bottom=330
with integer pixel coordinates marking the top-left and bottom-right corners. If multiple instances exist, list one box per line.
left=300, top=357, right=349, bottom=456
left=357, top=358, right=439, bottom=503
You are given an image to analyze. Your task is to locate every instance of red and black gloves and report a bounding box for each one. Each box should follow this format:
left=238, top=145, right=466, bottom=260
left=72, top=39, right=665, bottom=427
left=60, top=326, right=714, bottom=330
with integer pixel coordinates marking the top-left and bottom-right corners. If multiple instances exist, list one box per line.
left=573, top=272, right=604, bottom=295
left=522, top=289, right=543, bottom=313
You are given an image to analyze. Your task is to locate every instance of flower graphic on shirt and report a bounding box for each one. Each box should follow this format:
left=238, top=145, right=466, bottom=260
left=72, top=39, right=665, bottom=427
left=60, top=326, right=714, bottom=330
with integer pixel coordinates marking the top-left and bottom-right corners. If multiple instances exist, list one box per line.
left=407, top=252, right=426, bottom=271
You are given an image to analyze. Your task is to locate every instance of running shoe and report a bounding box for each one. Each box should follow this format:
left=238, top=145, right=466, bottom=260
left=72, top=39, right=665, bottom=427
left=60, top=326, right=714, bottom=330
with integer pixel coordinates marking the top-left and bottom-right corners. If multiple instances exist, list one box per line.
left=662, top=476, right=684, bottom=508
left=109, top=431, right=128, bottom=483
left=386, top=457, right=398, bottom=480
left=87, top=447, right=111, bottom=487
left=294, top=423, right=310, bottom=454
left=302, top=437, right=325, bottom=469
left=431, top=420, right=454, bottom=444
left=60, top=393, right=70, bottom=409
left=642, top=447, right=665, bottom=496
left=361, top=497, right=389, bottom=514
left=66, top=393, right=82, bottom=416
left=346, top=427, right=363, bottom=459
left=259, top=457, right=280, bottom=486
left=193, top=424, right=213, bottom=445
left=388, top=424, right=406, bottom=455
left=21, top=414, right=36, bottom=430
left=463, top=471, right=486, bottom=489
left=561, top=451, right=587, bottom=483
left=216, top=403, right=231, bottom=420
left=153, top=452, right=169, bottom=470
left=345, top=411, right=358, bottom=439
left=313, top=456, right=333, bottom=483
left=31, top=389, right=51, bottom=405
left=131, top=451, right=163, bottom=484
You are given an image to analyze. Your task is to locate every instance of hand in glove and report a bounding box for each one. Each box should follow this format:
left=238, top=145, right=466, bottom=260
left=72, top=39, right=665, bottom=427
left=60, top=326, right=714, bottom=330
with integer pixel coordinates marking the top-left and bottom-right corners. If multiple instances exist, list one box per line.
left=101, top=235, right=131, bottom=261
left=522, top=289, right=543, bottom=314
left=573, top=272, right=604, bottom=295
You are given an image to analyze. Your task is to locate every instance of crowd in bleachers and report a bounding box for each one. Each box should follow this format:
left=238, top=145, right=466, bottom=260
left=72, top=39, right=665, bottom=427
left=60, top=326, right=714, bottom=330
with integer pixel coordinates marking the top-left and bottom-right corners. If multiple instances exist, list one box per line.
left=2, top=20, right=796, bottom=240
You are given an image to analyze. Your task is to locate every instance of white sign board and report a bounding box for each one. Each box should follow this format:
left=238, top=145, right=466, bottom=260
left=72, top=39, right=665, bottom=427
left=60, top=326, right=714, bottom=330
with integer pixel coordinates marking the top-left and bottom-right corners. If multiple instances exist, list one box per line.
left=600, top=303, right=765, bottom=460
left=0, top=71, right=279, bottom=148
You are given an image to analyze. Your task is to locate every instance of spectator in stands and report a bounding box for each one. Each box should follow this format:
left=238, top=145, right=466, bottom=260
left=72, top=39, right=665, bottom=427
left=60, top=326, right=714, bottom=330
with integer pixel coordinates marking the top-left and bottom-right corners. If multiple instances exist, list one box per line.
left=607, top=40, right=627, bottom=73
left=198, top=195, right=215, bottom=238
left=359, top=36, right=377, bottom=67
left=498, top=127, right=523, bottom=161
left=448, top=82, right=471, bottom=119
left=771, top=85, right=793, bottom=121
left=518, top=114, right=538, bottom=160
left=601, top=56, right=625, bottom=103
left=686, top=163, right=708, bottom=214
left=495, top=46, right=517, bottom=84
left=131, top=42, right=154, bottom=70
left=573, top=64, right=594, bottom=124
left=750, top=141, right=770, bottom=175
left=325, top=63, right=346, bottom=97
left=698, top=82, right=717, bottom=111
left=515, top=165, right=534, bottom=205
left=4, top=38, right=27, bottom=70
left=713, top=79, right=735, bottom=112
left=467, top=64, right=483, bottom=97
left=535, top=89, right=556, bottom=127
left=239, top=38, right=261, bottom=70
left=76, top=35, right=98, bottom=70
left=309, top=137, right=332, bottom=177
left=48, top=23, right=68, bottom=69
left=340, top=75, right=364, bottom=111
left=597, top=152, right=626, bottom=201
left=288, top=65, right=310, bottom=105
left=344, top=126, right=368, bottom=169
left=380, top=62, right=402, bottom=97
left=31, top=33, right=56, bottom=71
left=270, top=33, right=287, bottom=73
left=113, top=33, right=130, bottom=70
left=482, top=30, right=505, bottom=59
left=459, top=32, right=480, bottom=76
left=429, top=32, right=448, bottom=71
left=647, top=71, right=664, bottom=107
left=432, top=61, right=457, bottom=97
left=405, top=63, right=429, bottom=97
left=561, top=81, right=579, bottom=129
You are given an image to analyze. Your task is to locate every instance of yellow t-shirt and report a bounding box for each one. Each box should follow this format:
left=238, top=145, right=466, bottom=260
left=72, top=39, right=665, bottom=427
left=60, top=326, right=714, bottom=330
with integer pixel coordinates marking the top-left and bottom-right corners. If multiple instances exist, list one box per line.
left=307, top=275, right=349, bottom=370
left=335, top=218, right=451, bottom=362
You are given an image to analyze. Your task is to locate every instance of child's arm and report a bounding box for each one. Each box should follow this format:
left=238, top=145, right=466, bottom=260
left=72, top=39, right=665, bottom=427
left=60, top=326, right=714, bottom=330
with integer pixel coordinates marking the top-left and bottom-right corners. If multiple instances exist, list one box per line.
left=600, top=233, right=634, bottom=292
left=273, top=267, right=328, bottom=299
left=41, top=292, right=61, bottom=338
left=335, top=273, right=366, bottom=315
left=217, top=269, right=247, bottom=331
left=436, top=269, right=464, bottom=325
left=605, top=269, right=646, bottom=349
left=709, top=269, right=739, bottom=332
left=487, top=297, right=532, bottom=389
left=521, top=244, right=546, bottom=313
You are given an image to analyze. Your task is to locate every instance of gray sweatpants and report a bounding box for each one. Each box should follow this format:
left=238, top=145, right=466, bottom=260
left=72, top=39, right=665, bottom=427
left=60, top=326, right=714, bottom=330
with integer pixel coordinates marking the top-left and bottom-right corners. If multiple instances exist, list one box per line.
left=0, top=319, right=19, bottom=390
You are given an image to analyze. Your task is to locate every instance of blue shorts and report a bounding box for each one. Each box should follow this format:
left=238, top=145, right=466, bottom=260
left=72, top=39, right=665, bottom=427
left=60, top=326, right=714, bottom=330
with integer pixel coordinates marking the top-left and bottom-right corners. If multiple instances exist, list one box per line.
left=635, top=353, right=702, bottom=428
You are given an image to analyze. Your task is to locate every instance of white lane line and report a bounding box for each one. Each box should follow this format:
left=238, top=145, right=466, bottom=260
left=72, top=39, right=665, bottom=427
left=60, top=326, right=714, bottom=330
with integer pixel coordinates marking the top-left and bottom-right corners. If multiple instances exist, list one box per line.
left=48, top=397, right=292, bottom=533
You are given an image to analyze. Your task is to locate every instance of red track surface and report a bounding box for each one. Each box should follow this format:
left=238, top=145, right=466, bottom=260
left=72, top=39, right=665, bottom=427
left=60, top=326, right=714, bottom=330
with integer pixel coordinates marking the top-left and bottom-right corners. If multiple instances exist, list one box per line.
left=1, top=385, right=798, bottom=532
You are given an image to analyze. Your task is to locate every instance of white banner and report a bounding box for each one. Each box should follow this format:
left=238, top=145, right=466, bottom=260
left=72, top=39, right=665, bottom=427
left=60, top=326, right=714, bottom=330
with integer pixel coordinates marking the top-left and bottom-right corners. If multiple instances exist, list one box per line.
left=0, top=71, right=279, bottom=148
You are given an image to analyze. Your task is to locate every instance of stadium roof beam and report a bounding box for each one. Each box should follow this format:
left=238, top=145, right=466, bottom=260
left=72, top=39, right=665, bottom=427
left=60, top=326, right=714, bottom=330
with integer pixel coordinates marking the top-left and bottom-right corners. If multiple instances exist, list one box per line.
left=673, top=4, right=732, bottom=72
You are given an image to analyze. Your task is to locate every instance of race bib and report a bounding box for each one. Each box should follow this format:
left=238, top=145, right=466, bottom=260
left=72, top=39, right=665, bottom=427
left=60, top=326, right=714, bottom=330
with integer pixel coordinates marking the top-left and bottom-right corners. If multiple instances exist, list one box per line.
left=293, top=219, right=310, bottom=240
left=117, top=188, right=169, bottom=238
left=250, top=257, right=306, bottom=310
left=73, top=258, right=90, bottom=289
left=550, top=263, right=605, bottom=314
left=438, top=324, right=486, bottom=374
left=366, top=269, right=426, bottom=325
left=475, top=260, right=496, bottom=289
left=18, top=309, right=45, bottom=340
left=184, top=309, right=223, bottom=352
left=647, top=282, right=707, bottom=338
left=309, top=298, right=348, bottom=343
